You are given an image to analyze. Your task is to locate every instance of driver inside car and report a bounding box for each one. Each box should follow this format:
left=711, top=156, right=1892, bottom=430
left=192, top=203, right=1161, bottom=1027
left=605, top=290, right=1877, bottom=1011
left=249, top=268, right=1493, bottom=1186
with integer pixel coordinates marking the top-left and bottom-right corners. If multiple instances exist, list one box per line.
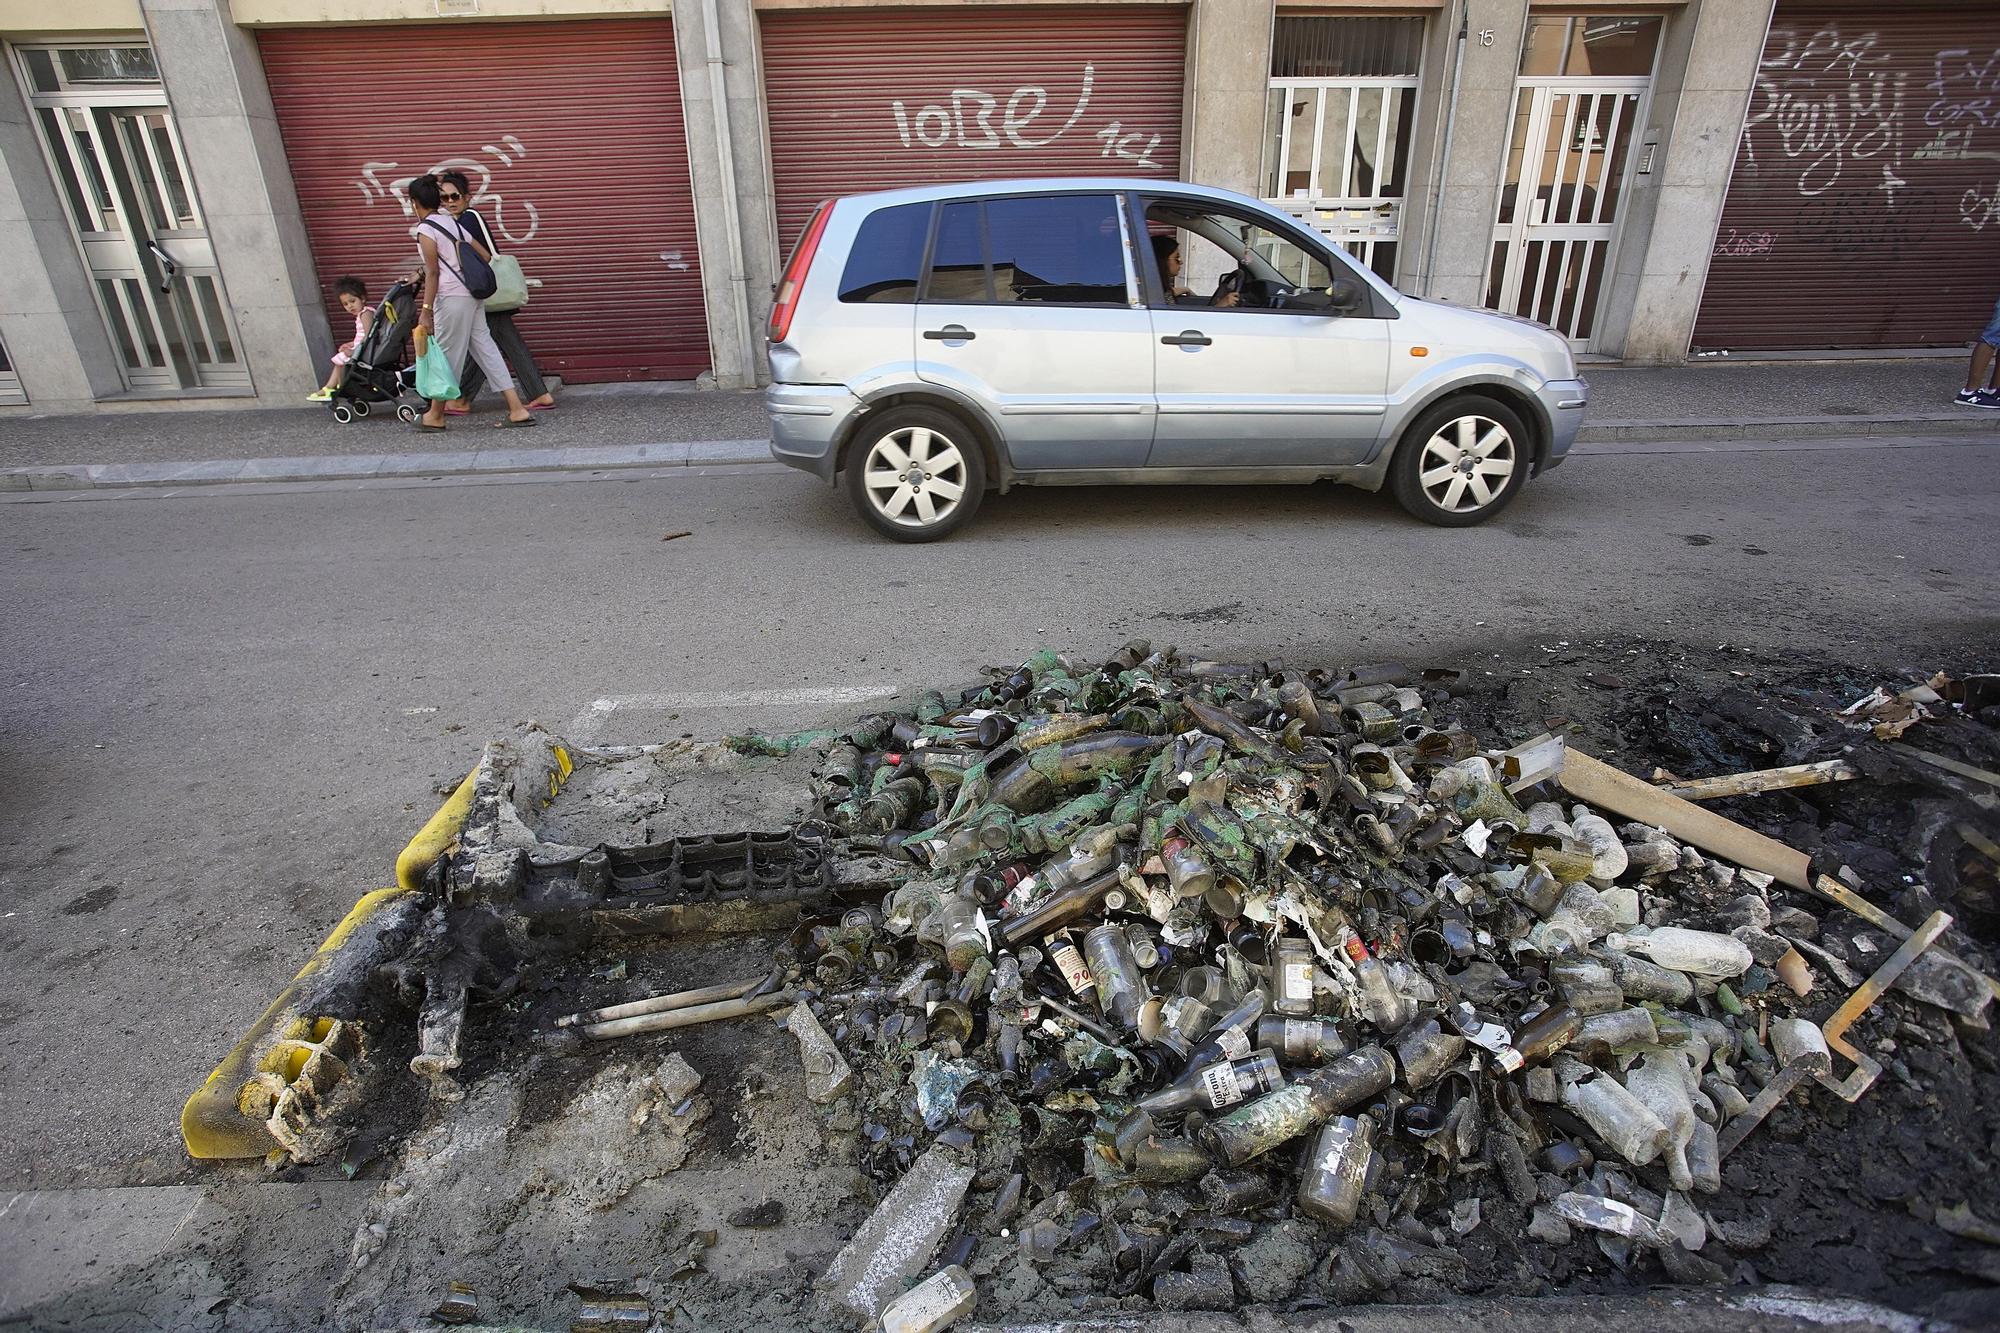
left=1151, top=234, right=1242, bottom=309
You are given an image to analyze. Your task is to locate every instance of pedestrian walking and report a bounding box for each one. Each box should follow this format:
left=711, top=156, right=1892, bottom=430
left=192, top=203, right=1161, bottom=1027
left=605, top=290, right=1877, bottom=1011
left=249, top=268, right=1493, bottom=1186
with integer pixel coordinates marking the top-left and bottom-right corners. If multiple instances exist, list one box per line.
left=406, top=173, right=535, bottom=431
left=437, top=169, right=556, bottom=416
left=1956, top=295, right=2000, bottom=408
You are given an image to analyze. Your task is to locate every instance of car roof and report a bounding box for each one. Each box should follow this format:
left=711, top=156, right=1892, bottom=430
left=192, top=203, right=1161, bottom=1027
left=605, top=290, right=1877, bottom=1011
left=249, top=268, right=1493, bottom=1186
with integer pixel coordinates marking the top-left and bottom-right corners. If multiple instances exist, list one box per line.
left=832, top=177, right=1262, bottom=211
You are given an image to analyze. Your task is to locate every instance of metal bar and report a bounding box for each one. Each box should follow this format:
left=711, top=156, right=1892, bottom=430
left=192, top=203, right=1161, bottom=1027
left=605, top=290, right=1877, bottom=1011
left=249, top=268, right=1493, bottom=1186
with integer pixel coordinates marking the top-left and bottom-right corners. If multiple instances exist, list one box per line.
left=578, top=989, right=794, bottom=1041
left=554, top=975, right=763, bottom=1029
left=1594, top=94, right=1631, bottom=226
left=1813, top=911, right=1952, bottom=1101
left=1549, top=92, right=1582, bottom=227
left=1309, top=87, right=1327, bottom=199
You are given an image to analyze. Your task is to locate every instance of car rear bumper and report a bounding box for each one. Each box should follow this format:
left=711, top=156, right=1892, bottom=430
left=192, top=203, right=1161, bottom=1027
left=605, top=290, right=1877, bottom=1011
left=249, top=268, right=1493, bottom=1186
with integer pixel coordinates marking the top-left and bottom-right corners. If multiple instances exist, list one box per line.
left=1538, top=377, right=1589, bottom=472
left=766, top=383, right=863, bottom=481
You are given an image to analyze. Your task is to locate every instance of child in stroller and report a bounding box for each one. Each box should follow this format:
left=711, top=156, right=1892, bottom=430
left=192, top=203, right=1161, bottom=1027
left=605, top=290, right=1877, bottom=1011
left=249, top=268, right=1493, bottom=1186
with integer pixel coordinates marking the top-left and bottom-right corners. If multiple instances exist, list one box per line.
left=323, top=277, right=424, bottom=424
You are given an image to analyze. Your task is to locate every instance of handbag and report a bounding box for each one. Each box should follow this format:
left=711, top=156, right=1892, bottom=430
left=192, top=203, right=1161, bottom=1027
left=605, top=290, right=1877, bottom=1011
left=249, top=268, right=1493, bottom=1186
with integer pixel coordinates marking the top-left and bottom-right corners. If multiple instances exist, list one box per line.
left=413, top=332, right=460, bottom=401
left=422, top=217, right=497, bottom=301
left=484, top=253, right=530, bottom=313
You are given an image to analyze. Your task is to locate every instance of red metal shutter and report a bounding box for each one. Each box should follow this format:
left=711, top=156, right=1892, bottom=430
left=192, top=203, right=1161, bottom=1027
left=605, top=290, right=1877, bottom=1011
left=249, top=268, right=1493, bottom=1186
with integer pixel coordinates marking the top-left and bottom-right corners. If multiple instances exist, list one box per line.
left=259, top=19, right=708, bottom=382
left=1693, top=4, right=2000, bottom=352
left=760, top=6, right=1189, bottom=251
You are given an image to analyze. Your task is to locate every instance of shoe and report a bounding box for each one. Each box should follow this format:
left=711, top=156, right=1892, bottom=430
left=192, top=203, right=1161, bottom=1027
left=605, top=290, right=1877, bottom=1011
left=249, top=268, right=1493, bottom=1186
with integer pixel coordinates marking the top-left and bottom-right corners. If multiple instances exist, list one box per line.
left=307, top=388, right=332, bottom=402
left=1973, top=389, right=2000, bottom=410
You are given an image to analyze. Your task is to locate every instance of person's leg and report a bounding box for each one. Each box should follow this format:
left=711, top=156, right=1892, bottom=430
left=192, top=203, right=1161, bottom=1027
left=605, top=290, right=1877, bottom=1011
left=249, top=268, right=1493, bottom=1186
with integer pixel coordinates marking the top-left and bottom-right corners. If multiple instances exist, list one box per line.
left=1964, top=298, right=2000, bottom=400
left=423, top=295, right=477, bottom=427
left=465, top=306, right=532, bottom=423
left=488, top=312, right=550, bottom=404
left=454, top=359, right=485, bottom=411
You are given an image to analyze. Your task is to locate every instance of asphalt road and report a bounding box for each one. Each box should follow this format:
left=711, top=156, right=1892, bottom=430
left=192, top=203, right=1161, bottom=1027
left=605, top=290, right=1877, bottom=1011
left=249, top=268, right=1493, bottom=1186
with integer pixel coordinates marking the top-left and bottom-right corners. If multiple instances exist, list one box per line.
left=1, top=436, right=1998, bottom=1191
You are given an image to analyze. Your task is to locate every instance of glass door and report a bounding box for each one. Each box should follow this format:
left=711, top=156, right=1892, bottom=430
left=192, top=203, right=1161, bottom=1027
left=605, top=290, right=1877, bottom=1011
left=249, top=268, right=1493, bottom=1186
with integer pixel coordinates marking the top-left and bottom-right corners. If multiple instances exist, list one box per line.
left=1486, top=15, right=1661, bottom=348
left=1260, top=17, right=1424, bottom=282
left=16, top=45, right=247, bottom=392
left=0, top=333, right=24, bottom=405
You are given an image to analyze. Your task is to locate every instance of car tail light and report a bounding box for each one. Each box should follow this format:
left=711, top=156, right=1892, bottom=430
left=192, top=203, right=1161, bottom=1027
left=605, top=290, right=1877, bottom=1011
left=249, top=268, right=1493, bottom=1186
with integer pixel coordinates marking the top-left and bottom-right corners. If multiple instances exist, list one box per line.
left=768, top=201, right=833, bottom=343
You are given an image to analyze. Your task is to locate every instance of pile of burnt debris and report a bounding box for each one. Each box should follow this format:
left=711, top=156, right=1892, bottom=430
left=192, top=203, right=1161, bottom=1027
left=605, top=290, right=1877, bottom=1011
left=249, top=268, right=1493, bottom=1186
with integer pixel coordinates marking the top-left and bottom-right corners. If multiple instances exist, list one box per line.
left=639, top=645, right=2000, bottom=1332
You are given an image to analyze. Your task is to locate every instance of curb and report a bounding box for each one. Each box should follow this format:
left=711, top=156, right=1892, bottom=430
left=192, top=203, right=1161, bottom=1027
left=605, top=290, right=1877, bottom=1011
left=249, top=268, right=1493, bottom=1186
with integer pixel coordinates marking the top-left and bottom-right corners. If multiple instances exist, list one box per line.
left=8, top=416, right=1996, bottom=494
left=1, top=438, right=775, bottom=493
left=181, top=764, right=481, bottom=1161
left=1576, top=412, right=2000, bottom=443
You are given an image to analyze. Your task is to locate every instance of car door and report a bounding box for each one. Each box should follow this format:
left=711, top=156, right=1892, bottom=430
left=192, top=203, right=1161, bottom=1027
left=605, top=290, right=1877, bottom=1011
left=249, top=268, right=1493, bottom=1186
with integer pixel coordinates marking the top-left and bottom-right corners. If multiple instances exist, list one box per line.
left=1143, top=200, right=1390, bottom=470
left=914, top=193, right=1154, bottom=471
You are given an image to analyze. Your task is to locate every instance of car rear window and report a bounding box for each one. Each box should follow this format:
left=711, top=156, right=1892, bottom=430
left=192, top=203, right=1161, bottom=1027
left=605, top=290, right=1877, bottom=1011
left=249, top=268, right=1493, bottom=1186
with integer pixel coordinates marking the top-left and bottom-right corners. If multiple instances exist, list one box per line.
left=922, top=195, right=1130, bottom=306
left=838, top=202, right=932, bottom=304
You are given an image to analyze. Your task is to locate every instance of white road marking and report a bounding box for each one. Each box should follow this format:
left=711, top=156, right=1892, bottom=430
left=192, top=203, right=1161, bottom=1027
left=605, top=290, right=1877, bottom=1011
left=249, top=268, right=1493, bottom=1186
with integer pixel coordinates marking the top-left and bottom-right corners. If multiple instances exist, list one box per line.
left=569, top=684, right=901, bottom=740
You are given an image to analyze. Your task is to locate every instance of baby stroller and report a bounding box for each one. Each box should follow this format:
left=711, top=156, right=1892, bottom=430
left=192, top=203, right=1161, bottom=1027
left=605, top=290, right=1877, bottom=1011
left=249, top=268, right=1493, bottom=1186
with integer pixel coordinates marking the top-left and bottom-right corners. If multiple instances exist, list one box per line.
left=327, top=278, right=424, bottom=424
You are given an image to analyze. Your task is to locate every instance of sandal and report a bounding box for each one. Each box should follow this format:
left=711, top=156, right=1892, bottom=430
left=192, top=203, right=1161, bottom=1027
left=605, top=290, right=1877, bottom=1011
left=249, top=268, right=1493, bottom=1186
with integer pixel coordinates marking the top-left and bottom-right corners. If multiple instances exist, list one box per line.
left=494, top=416, right=537, bottom=428
left=415, top=422, right=448, bottom=433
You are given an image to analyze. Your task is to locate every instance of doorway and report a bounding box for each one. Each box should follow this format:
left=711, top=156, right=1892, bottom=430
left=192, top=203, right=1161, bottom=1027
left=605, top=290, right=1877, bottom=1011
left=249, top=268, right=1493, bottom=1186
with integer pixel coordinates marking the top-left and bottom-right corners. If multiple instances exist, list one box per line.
left=16, top=44, right=247, bottom=394
left=1486, top=15, right=1660, bottom=348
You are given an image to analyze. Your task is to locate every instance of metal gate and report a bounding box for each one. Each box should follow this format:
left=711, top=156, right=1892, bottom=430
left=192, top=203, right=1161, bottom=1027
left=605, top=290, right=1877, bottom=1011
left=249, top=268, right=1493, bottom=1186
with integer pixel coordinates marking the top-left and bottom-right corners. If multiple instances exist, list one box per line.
left=760, top=6, right=1188, bottom=250
left=259, top=19, right=708, bottom=382
left=1487, top=79, right=1649, bottom=348
left=1694, top=6, right=2000, bottom=351
left=15, top=44, right=247, bottom=393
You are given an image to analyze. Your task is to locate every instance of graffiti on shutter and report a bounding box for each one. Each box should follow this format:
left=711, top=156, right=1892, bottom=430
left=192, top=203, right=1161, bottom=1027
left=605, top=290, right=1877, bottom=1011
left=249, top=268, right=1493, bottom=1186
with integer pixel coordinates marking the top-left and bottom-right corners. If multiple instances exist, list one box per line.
left=888, top=64, right=1166, bottom=169
left=353, top=134, right=542, bottom=244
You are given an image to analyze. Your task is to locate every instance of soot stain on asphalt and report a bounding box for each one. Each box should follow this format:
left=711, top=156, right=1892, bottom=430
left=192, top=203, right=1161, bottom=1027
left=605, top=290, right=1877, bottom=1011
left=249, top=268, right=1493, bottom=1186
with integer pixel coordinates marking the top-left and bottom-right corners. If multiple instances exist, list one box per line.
left=1682, top=534, right=1715, bottom=547
left=59, top=884, right=119, bottom=915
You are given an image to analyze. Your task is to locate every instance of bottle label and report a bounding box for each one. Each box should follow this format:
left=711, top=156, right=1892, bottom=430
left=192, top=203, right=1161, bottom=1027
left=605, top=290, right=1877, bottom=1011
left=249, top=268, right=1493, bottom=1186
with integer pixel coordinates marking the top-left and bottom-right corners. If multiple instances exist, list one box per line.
left=1052, top=943, right=1095, bottom=995
left=1285, top=1018, right=1325, bottom=1052
left=1282, top=961, right=1314, bottom=1000
left=1216, top=1025, right=1251, bottom=1061
left=1200, top=1062, right=1244, bottom=1109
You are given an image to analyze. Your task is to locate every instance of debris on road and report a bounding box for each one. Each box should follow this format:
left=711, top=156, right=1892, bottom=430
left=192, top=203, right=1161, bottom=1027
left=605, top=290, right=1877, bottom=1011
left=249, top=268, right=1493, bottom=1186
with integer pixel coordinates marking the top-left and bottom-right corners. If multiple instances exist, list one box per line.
left=181, top=639, right=2000, bottom=1331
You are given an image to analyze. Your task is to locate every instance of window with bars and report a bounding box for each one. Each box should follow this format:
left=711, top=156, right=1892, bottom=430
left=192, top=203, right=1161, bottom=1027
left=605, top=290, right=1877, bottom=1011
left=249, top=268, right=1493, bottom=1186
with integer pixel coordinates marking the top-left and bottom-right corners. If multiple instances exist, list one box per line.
left=1260, top=16, right=1424, bottom=281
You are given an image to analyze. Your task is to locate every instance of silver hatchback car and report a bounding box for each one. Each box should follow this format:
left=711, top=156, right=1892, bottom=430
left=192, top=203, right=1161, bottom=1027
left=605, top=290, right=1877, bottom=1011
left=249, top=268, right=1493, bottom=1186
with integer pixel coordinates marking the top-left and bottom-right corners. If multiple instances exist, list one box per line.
left=765, top=178, right=1587, bottom=542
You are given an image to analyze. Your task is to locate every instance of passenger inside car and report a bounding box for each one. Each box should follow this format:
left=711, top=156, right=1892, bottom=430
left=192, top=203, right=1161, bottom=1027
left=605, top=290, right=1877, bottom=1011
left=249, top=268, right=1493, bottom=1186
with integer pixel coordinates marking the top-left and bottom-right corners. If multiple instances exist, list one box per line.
left=1150, top=233, right=1242, bottom=309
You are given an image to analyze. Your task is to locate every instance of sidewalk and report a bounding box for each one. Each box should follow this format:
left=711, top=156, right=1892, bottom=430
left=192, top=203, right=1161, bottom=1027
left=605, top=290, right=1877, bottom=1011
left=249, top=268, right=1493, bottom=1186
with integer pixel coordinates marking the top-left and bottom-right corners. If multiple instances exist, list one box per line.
left=3, top=358, right=1993, bottom=491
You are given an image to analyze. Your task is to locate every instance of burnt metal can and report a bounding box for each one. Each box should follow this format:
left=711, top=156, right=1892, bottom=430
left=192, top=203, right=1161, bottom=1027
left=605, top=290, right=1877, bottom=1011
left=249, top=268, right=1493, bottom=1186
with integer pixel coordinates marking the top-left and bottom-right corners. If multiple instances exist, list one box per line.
left=1296, top=1114, right=1376, bottom=1228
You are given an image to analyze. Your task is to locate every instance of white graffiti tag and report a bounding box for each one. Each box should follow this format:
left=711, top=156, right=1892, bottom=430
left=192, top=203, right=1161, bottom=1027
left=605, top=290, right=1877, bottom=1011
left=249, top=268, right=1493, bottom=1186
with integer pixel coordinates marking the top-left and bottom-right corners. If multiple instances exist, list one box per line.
left=1741, top=25, right=1903, bottom=198
left=352, top=134, right=541, bottom=244
left=890, top=65, right=1165, bottom=168
left=1927, top=48, right=2000, bottom=130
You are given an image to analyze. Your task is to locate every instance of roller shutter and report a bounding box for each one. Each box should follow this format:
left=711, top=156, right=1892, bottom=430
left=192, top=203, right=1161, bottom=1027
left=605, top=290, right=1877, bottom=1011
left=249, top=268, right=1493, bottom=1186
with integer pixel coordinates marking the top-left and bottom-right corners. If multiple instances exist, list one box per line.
left=259, top=19, right=708, bottom=382
left=761, top=6, right=1189, bottom=250
left=1693, top=4, right=2000, bottom=352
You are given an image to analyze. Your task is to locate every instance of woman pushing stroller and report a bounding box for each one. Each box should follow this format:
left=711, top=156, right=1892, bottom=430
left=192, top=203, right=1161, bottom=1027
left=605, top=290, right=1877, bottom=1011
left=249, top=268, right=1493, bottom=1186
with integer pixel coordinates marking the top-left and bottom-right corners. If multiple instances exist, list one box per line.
left=405, top=172, right=535, bottom=431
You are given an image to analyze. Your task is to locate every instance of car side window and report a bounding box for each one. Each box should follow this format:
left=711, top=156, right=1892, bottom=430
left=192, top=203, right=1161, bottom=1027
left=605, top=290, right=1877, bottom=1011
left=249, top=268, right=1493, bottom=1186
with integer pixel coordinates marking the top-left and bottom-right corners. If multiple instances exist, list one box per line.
left=1144, top=205, right=1347, bottom=315
left=922, top=195, right=1129, bottom=306
left=838, top=202, right=932, bottom=303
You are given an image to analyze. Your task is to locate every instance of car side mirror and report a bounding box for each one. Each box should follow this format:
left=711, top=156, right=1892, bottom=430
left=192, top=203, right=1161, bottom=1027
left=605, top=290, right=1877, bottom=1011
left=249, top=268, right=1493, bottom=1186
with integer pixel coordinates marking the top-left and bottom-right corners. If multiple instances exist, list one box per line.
left=1329, top=278, right=1365, bottom=314
left=1286, top=289, right=1338, bottom=313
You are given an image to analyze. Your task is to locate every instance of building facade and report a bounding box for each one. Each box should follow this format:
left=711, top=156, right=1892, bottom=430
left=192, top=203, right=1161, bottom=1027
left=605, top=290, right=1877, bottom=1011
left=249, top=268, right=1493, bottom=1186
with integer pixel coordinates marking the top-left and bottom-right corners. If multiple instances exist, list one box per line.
left=1, top=0, right=1994, bottom=416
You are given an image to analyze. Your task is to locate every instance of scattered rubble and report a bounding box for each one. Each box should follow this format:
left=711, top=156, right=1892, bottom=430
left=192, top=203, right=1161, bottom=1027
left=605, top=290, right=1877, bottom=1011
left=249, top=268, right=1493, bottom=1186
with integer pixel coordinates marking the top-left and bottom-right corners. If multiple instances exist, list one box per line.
left=174, top=642, right=2000, bottom=1332
left=730, top=644, right=2000, bottom=1328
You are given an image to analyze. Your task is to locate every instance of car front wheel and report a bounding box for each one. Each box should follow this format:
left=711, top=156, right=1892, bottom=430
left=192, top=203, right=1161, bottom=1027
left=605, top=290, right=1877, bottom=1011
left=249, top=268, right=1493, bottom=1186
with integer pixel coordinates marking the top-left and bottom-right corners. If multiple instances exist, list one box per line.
left=843, top=407, right=987, bottom=542
left=1389, top=394, right=1532, bottom=526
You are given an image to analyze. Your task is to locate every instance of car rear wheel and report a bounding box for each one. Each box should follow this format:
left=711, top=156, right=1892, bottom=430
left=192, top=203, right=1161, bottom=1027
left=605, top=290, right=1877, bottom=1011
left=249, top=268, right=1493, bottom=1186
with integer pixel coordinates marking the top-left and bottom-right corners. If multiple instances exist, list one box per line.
left=1389, top=395, right=1531, bottom=526
left=843, top=407, right=987, bottom=542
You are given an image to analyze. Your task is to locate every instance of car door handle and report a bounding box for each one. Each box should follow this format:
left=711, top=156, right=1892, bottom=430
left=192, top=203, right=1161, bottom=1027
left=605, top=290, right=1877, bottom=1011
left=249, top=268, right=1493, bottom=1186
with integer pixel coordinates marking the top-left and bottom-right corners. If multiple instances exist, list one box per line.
left=1160, top=331, right=1211, bottom=347
left=924, top=325, right=976, bottom=341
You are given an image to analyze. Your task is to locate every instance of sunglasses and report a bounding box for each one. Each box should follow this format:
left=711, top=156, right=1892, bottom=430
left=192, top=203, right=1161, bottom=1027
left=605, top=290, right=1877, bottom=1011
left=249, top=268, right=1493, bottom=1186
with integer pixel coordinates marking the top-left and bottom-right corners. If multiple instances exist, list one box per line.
left=439, top=191, right=463, bottom=202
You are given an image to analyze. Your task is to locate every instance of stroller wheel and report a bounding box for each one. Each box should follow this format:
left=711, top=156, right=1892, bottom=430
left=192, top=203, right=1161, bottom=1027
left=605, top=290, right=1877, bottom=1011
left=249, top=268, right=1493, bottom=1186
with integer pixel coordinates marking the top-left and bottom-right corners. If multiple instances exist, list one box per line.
left=352, top=399, right=372, bottom=417
left=330, top=402, right=355, bottom=424
left=396, top=402, right=420, bottom=424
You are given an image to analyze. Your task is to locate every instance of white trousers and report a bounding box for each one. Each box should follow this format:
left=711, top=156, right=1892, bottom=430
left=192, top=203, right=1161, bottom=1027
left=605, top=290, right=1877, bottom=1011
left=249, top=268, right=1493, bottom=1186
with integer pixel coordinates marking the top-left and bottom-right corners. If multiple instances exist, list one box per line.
left=430, top=293, right=515, bottom=398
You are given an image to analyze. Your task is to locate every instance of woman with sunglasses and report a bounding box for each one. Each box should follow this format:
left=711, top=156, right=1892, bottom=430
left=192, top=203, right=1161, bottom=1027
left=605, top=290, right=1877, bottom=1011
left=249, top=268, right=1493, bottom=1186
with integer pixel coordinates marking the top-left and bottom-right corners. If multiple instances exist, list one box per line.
left=406, top=173, right=535, bottom=431
left=438, top=169, right=555, bottom=415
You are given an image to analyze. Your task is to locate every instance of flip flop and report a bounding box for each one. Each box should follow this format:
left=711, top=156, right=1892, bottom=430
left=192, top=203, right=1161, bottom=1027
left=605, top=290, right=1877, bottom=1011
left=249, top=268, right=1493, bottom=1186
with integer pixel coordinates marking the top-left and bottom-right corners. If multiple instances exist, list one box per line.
left=495, top=416, right=537, bottom=428
left=527, top=401, right=556, bottom=411
left=444, top=405, right=470, bottom=416
left=415, top=423, right=447, bottom=433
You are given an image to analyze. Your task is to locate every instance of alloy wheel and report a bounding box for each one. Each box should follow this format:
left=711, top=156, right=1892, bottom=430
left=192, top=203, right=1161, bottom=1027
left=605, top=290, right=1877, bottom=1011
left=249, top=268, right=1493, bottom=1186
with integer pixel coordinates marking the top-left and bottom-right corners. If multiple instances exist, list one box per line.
left=860, top=426, right=969, bottom=529
left=1416, top=415, right=1516, bottom=515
